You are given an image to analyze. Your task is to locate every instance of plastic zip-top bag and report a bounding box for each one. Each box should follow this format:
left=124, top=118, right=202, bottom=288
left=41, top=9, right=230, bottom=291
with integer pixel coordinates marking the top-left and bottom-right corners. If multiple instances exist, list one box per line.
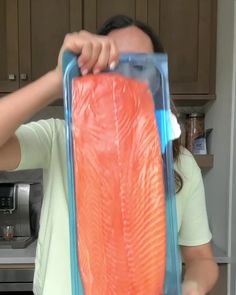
left=63, top=52, right=181, bottom=295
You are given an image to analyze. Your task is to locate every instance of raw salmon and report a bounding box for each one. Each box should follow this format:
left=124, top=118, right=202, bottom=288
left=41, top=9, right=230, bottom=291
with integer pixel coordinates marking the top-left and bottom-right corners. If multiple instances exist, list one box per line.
left=72, top=73, right=166, bottom=295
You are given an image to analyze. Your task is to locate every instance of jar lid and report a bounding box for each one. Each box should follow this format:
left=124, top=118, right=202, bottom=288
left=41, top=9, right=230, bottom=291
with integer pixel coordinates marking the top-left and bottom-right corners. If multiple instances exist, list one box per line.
left=187, top=112, right=205, bottom=118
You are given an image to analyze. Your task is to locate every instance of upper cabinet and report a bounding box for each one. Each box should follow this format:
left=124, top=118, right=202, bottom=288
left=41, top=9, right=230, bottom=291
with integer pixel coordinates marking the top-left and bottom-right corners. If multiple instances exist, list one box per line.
left=83, top=0, right=217, bottom=103
left=0, top=0, right=19, bottom=92
left=157, top=0, right=217, bottom=100
left=0, top=0, right=82, bottom=92
left=0, top=0, right=217, bottom=103
left=82, top=0, right=156, bottom=32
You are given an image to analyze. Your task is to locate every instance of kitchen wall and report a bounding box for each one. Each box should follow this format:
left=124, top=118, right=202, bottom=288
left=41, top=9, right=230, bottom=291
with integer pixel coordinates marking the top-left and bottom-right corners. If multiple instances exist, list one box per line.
left=204, top=0, right=234, bottom=252
left=204, top=0, right=236, bottom=293
left=229, top=0, right=236, bottom=292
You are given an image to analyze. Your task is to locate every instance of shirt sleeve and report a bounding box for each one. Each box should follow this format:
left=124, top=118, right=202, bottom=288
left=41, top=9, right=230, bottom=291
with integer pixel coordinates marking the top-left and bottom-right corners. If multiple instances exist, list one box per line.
left=15, top=119, right=56, bottom=170
left=178, top=154, right=212, bottom=246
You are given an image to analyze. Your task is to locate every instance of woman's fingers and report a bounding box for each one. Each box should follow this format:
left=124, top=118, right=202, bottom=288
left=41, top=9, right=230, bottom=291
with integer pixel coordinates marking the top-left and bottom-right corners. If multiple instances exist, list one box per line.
left=93, top=38, right=119, bottom=73
left=108, top=39, right=119, bottom=70
left=182, top=281, right=204, bottom=295
left=58, top=30, right=119, bottom=76
left=80, top=40, right=103, bottom=75
left=92, top=40, right=111, bottom=74
left=79, top=35, right=119, bottom=75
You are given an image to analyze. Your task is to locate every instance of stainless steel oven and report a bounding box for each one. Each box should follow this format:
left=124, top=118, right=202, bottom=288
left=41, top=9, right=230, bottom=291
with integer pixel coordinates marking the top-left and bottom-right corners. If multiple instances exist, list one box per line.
left=0, top=182, right=42, bottom=292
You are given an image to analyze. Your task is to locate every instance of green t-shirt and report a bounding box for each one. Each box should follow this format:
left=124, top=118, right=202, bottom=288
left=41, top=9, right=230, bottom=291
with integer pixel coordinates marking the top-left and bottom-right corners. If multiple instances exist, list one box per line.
left=15, top=118, right=212, bottom=295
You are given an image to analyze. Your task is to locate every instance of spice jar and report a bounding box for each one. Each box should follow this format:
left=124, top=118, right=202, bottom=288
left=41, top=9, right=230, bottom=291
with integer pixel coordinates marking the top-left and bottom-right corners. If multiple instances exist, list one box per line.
left=186, top=113, right=205, bottom=153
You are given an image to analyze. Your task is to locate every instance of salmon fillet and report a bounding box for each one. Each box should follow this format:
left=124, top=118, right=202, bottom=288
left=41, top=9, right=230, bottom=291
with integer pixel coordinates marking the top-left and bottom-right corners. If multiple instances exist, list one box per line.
left=72, top=73, right=166, bottom=295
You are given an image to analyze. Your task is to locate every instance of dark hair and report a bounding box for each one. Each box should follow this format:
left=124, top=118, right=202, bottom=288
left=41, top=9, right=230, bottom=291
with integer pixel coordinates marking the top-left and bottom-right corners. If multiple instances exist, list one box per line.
left=97, top=15, right=165, bottom=53
left=98, top=15, right=183, bottom=193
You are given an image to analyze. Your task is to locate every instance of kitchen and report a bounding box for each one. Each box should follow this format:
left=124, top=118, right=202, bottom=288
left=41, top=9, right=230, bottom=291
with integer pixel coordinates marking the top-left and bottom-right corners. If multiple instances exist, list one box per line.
left=0, top=0, right=236, bottom=294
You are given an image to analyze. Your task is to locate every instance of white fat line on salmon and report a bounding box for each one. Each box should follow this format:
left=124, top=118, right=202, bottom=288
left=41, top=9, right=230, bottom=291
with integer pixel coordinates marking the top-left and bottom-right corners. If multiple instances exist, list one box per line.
left=112, top=80, right=134, bottom=294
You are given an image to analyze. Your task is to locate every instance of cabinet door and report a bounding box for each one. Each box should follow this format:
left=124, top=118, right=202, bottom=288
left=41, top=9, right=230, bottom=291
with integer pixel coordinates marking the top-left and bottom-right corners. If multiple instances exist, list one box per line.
left=0, top=0, right=19, bottom=92
left=158, top=0, right=216, bottom=95
left=83, top=0, right=151, bottom=33
left=83, top=0, right=216, bottom=97
left=18, top=0, right=82, bottom=86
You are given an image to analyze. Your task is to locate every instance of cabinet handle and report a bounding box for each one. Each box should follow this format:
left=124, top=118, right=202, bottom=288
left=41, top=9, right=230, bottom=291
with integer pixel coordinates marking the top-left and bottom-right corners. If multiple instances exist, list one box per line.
left=8, top=74, right=16, bottom=81
left=20, top=73, right=28, bottom=81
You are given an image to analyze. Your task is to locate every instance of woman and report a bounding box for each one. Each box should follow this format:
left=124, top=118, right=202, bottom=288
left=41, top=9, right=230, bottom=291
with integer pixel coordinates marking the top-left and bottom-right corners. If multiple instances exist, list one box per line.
left=0, top=15, right=218, bottom=295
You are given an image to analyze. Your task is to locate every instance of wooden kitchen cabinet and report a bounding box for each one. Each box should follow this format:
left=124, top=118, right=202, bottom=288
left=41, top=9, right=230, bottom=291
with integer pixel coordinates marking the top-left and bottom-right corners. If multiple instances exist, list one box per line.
left=158, top=0, right=217, bottom=100
left=18, top=0, right=82, bottom=86
left=0, top=0, right=82, bottom=93
left=83, top=0, right=158, bottom=32
left=0, top=0, right=217, bottom=101
left=83, top=0, right=217, bottom=102
left=0, top=0, right=19, bottom=92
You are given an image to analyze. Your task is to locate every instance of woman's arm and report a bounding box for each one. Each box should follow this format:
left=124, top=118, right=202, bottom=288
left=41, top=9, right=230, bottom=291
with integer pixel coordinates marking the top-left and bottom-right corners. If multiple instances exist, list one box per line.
left=0, top=71, right=61, bottom=170
left=0, top=31, right=119, bottom=171
left=181, top=243, right=219, bottom=295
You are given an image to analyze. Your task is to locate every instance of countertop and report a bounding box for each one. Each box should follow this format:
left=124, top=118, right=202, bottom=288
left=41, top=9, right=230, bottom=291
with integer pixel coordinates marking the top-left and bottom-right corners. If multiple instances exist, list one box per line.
left=0, top=240, right=36, bottom=264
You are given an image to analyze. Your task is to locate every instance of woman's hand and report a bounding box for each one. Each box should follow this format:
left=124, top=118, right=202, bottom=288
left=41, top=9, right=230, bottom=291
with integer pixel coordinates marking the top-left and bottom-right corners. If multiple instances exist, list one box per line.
left=182, top=280, right=204, bottom=295
left=54, top=30, right=119, bottom=90
left=181, top=244, right=218, bottom=295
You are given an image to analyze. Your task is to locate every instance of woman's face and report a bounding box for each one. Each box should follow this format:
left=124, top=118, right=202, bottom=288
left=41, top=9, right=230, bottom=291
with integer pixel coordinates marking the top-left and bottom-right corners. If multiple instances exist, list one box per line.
left=108, top=26, right=154, bottom=54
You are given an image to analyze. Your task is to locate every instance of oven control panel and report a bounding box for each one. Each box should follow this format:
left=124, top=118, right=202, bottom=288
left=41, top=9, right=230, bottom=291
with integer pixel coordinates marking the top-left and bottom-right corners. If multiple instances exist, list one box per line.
left=0, top=185, right=15, bottom=211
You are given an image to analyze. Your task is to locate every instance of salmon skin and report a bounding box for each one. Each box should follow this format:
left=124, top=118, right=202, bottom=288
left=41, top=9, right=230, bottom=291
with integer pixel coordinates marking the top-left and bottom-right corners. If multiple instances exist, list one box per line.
left=72, top=73, right=166, bottom=295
